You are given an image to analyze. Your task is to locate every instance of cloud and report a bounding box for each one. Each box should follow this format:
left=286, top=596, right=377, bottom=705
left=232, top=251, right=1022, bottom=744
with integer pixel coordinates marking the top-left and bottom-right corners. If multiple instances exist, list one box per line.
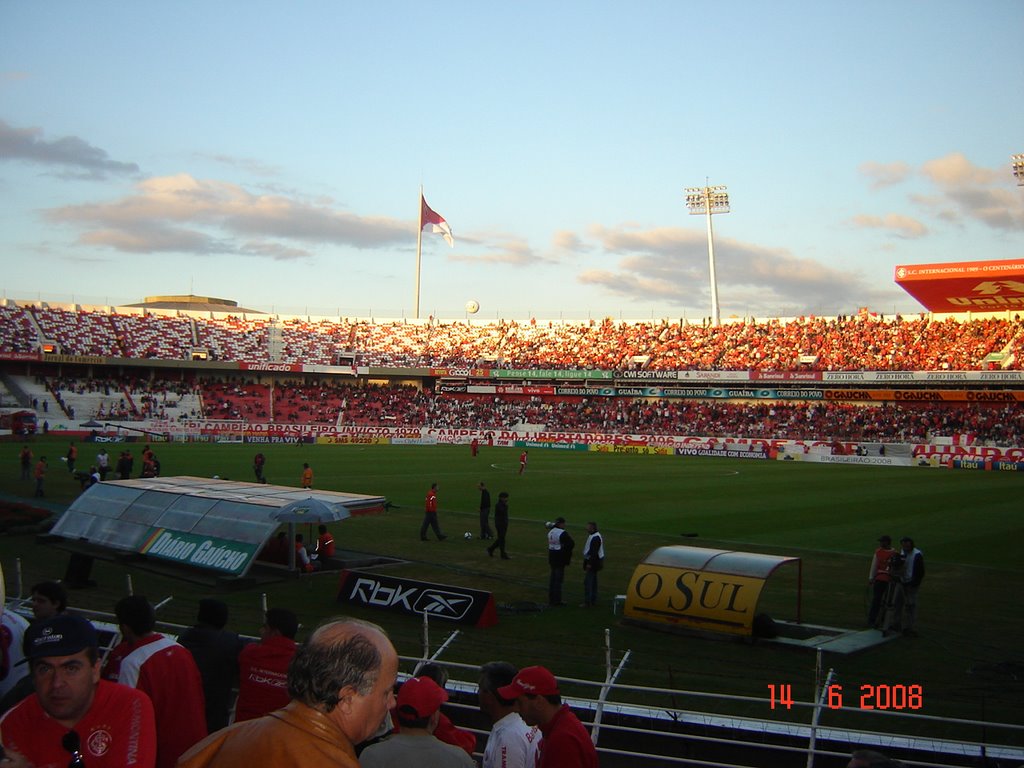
left=551, top=230, right=591, bottom=253
left=575, top=224, right=892, bottom=316
left=449, top=237, right=552, bottom=266
left=849, top=213, right=928, bottom=238
left=859, top=161, right=911, bottom=189
left=920, top=153, right=998, bottom=187
left=45, top=173, right=413, bottom=256
left=0, top=119, right=139, bottom=179
left=199, top=152, right=282, bottom=177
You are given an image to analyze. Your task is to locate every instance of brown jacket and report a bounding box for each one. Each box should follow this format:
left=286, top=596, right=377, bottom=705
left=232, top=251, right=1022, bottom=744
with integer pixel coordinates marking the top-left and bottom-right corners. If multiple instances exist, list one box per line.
left=176, top=701, right=359, bottom=768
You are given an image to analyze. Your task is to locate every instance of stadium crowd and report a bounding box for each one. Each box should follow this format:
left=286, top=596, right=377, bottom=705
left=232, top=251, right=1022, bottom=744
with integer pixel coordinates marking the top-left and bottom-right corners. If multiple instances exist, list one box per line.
left=35, top=377, right=1022, bottom=446
left=2, top=303, right=1022, bottom=371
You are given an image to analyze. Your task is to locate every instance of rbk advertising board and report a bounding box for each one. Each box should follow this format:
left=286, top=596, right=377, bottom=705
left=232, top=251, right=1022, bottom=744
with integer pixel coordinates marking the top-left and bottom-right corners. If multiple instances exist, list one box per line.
left=336, top=570, right=498, bottom=628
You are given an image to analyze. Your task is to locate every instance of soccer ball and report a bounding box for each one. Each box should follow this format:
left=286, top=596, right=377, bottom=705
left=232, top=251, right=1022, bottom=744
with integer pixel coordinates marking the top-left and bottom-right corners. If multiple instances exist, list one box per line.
left=465, top=300, right=480, bottom=314
left=463, top=531, right=474, bottom=540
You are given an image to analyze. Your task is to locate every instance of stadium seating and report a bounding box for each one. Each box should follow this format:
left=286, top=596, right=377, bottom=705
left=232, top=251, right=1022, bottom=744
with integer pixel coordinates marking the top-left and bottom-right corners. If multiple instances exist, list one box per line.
left=3, top=302, right=1021, bottom=370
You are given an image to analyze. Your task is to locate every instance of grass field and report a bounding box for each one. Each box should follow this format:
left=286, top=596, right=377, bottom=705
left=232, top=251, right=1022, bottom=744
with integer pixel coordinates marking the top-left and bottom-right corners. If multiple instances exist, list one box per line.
left=2, top=437, right=1023, bottom=745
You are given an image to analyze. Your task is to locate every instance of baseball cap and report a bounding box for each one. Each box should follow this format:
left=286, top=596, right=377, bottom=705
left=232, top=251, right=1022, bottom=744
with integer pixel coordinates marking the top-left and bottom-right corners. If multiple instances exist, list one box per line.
left=496, top=665, right=560, bottom=698
left=23, top=614, right=98, bottom=661
left=396, top=676, right=448, bottom=720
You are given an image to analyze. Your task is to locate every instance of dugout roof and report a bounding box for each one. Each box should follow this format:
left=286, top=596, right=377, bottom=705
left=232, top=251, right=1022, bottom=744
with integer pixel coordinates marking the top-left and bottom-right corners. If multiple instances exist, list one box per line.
left=49, top=477, right=387, bottom=578
left=894, top=258, right=1024, bottom=313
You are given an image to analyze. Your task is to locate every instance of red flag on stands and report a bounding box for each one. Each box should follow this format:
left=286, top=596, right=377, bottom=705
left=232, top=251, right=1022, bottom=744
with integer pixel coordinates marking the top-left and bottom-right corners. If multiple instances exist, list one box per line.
left=421, top=195, right=454, bottom=247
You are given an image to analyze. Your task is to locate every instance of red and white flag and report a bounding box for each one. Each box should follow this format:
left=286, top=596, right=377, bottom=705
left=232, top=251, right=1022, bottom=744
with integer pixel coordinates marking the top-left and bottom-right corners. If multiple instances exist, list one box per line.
left=421, top=194, right=454, bottom=247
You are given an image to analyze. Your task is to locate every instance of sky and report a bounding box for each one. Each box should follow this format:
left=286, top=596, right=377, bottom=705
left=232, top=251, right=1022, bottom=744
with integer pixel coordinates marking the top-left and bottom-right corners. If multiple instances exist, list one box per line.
left=1, top=1, right=1022, bottom=321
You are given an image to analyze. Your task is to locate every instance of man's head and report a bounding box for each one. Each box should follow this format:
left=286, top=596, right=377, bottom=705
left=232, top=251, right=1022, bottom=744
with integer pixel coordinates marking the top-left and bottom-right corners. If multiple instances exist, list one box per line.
left=496, top=665, right=562, bottom=727
left=478, top=661, right=521, bottom=723
left=878, top=535, right=892, bottom=547
left=262, top=607, right=299, bottom=640
left=586, top=521, right=598, bottom=534
left=318, top=524, right=328, bottom=535
left=31, top=580, right=69, bottom=620
left=25, top=614, right=101, bottom=728
left=287, top=617, right=398, bottom=745
left=900, top=536, right=914, bottom=552
left=114, top=595, right=156, bottom=640
left=394, top=676, right=447, bottom=731
left=554, top=517, right=566, bottom=529
left=196, top=598, right=229, bottom=630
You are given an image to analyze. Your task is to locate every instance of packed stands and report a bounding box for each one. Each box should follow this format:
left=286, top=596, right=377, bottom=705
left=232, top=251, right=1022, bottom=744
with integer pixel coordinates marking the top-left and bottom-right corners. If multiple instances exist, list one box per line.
left=2, top=301, right=1021, bottom=370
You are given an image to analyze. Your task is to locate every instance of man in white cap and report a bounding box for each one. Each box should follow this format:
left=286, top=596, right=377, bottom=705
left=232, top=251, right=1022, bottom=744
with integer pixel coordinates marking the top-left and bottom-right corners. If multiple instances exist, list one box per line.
left=497, top=665, right=598, bottom=768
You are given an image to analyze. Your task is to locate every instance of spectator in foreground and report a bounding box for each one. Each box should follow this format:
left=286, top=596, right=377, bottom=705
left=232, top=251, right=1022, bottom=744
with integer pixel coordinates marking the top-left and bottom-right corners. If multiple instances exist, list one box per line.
left=234, top=607, right=299, bottom=722
left=360, top=676, right=475, bottom=768
left=478, top=661, right=541, bottom=768
left=178, top=617, right=399, bottom=768
left=497, top=665, right=598, bottom=768
left=102, top=595, right=207, bottom=768
left=178, top=598, right=244, bottom=732
left=0, top=614, right=157, bottom=768
left=415, top=661, right=476, bottom=755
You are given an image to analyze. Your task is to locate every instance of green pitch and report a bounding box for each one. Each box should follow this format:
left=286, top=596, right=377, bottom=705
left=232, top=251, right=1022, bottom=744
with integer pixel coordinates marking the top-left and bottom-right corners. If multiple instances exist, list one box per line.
left=2, top=439, right=1022, bottom=741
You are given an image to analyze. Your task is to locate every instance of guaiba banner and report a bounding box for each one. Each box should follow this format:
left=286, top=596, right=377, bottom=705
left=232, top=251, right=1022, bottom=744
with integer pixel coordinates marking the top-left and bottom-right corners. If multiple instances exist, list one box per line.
left=894, top=259, right=1024, bottom=312
left=624, top=565, right=767, bottom=636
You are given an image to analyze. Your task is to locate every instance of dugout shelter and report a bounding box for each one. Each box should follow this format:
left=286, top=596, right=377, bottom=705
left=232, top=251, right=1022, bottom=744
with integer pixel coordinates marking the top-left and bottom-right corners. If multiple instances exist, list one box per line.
left=47, top=476, right=387, bottom=583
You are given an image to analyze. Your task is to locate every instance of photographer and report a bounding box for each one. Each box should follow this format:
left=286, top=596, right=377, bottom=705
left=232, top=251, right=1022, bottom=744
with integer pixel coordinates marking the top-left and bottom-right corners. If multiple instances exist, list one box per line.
left=867, top=535, right=896, bottom=628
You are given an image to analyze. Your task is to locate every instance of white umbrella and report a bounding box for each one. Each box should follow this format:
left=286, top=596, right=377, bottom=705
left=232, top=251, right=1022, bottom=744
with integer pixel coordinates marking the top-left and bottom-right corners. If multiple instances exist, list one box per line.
left=271, top=497, right=351, bottom=571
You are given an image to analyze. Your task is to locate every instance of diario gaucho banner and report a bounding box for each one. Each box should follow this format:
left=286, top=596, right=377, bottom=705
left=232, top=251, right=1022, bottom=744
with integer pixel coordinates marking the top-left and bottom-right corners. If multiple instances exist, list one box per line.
left=138, top=529, right=260, bottom=576
left=337, top=570, right=497, bottom=627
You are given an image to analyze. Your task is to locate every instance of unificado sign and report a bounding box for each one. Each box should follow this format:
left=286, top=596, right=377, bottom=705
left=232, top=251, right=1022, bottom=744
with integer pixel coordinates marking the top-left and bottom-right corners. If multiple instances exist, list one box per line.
left=139, top=529, right=259, bottom=576
left=624, top=546, right=801, bottom=637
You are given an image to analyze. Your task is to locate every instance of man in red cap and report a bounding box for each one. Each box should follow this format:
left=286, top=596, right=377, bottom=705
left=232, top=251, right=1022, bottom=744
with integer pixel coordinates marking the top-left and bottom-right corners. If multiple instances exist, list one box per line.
left=359, top=676, right=475, bottom=768
left=497, top=665, right=598, bottom=768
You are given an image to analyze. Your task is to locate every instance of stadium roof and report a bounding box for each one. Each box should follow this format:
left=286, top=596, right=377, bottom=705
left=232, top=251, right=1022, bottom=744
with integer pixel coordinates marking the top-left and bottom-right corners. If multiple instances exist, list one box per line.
left=894, top=258, right=1024, bottom=313
left=123, top=294, right=267, bottom=314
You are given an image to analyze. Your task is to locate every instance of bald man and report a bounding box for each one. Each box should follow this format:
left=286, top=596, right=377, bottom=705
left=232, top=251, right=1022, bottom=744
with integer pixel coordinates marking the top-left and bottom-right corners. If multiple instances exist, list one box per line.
left=178, top=617, right=398, bottom=768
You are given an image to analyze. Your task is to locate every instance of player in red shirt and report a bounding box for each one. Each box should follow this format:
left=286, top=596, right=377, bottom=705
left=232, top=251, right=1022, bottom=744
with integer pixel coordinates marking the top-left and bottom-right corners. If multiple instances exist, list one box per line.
left=519, top=450, right=528, bottom=475
left=419, top=482, right=447, bottom=541
left=103, top=596, right=207, bottom=768
left=234, top=608, right=299, bottom=722
left=0, top=613, right=157, bottom=768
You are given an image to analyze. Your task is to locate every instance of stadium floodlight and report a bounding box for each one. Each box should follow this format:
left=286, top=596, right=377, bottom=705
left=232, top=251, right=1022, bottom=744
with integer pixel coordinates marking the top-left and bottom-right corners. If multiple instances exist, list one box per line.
left=1013, top=154, right=1024, bottom=186
left=685, top=183, right=730, bottom=326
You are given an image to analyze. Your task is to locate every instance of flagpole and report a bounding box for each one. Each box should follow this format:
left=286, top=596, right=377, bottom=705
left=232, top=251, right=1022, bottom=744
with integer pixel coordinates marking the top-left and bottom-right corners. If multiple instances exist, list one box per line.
left=414, top=185, right=423, bottom=319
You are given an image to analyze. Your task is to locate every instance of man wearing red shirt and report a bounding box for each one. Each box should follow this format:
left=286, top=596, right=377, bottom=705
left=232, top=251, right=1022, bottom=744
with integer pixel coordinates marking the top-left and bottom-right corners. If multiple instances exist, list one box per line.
left=234, top=608, right=299, bottom=722
left=102, top=596, right=207, bottom=768
left=0, top=613, right=157, bottom=768
left=419, top=482, right=447, bottom=541
left=497, top=665, right=598, bottom=768
left=316, top=524, right=336, bottom=559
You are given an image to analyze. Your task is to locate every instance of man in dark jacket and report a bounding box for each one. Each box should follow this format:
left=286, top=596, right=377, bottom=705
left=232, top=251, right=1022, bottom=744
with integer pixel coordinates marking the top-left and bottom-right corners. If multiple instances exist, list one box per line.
left=546, top=517, right=574, bottom=607
left=178, top=598, right=244, bottom=732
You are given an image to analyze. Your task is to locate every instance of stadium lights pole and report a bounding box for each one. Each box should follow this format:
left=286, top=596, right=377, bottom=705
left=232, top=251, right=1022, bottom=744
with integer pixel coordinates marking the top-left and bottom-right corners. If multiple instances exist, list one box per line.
left=1013, top=154, right=1024, bottom=186
left=685, top=182, right=730, bottom=326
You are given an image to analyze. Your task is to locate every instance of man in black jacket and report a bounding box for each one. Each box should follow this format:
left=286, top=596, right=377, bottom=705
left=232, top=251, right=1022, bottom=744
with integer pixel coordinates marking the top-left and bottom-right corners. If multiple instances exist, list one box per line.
left=894, top=536, right=925, bottom=635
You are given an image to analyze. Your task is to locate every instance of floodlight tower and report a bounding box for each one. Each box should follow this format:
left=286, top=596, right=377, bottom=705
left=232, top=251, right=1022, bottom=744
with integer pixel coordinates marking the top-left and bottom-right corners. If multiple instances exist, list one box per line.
left=1013, top=154, right=1024, bottom=186
left=685, top=182, right=730, bottom=326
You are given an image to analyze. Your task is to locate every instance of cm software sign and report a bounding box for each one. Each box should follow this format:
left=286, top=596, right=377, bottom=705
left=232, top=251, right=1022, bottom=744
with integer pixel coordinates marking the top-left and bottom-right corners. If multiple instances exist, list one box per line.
left=337, top=570, right=498, bottom=628
left=138, top=529, right=259, bottom=576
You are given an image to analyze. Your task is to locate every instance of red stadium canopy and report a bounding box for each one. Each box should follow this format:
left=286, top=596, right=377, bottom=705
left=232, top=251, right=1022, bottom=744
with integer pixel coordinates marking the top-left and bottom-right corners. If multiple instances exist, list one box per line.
left=894, top=258, right=1024, bottom=313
